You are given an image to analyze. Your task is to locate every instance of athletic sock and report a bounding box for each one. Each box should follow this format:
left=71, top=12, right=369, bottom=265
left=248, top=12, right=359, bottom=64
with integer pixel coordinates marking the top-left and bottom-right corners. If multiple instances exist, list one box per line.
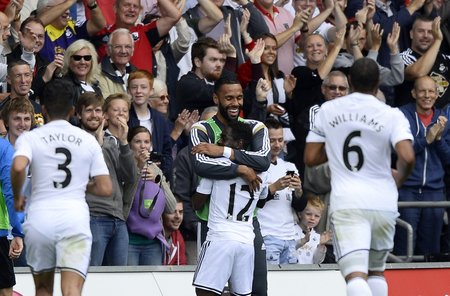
left=368, top=275, right=388, bottom=296
left=347, top=277, right=372, bottom=296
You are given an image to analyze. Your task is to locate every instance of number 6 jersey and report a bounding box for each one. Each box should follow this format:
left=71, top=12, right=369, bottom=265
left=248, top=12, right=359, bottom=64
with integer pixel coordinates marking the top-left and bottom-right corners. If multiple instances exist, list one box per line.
left=197, top=171, right=268, bottom=245
left=13, top=120, right=109, bottom=210
left=306, top=93, right=413, bottom=214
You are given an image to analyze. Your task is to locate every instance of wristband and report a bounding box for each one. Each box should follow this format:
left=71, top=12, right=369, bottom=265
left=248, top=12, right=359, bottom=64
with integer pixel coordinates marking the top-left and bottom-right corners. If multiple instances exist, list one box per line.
left=223, top=147, right=232, bottom=159
left=351, top=43, right=359, bottom=47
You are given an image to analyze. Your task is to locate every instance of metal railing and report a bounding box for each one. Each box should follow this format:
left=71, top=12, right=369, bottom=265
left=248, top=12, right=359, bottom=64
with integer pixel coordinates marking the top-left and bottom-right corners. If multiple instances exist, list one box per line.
left=388, top=201, right=450, bottom=263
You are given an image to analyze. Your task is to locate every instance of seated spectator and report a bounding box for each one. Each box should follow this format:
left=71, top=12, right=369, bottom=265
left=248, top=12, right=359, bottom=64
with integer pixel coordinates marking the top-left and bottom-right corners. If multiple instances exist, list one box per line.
left=58, top=39, right=102, bottom=109
left=36, top=0, right=106, bottom=62
left=126, top=126, right=177, bottom=265
left=163, top=199, right=187, bottom=265
left=127, top=70, right=173, bottom=180
left=294, top=195, right=332, bottom=264
left=97, top=28, right=137, bottom=99
left=394, top=76, right=450, bottom=256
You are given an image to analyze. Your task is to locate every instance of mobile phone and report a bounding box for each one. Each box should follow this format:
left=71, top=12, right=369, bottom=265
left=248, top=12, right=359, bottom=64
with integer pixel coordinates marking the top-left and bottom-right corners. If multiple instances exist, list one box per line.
left=286, top=170, right=295, bottom=177
left=275, top=105, right=285, bottom=112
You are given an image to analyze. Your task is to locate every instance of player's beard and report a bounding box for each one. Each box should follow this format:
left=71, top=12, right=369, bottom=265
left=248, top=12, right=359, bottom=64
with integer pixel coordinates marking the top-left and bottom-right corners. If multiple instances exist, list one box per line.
left=218, top=103, right=241, bottom=122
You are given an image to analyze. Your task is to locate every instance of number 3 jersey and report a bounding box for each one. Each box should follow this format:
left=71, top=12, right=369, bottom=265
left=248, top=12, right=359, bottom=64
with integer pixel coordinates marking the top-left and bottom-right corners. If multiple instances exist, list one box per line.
left=197, top=172, right=269, bottom=245
left=306, top=93, right=413, bottom=214
left=13, top=120, right=109, bottom=210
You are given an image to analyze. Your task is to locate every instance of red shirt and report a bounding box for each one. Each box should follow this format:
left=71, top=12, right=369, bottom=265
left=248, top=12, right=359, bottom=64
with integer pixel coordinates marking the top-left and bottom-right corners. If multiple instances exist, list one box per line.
left=95, top=21, right=161, bottom=73
left=418, top=110, right=434, bottom=127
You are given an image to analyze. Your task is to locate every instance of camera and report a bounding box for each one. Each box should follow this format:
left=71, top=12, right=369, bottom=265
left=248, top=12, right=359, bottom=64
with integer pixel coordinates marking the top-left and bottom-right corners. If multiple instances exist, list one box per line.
left=149, top=151, right=162, bottom=163
left=286, top=170, right=295, bottom=177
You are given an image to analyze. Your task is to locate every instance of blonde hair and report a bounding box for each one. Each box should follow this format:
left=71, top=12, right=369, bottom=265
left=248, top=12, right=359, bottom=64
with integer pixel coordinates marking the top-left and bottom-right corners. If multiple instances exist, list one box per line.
left=151, top=79, right=167, bottom=96
left=103, top=93, right=131, bottom=113
left=62, top=39, right=100, bottom=84
left=307, top=195, right=325, bottom=213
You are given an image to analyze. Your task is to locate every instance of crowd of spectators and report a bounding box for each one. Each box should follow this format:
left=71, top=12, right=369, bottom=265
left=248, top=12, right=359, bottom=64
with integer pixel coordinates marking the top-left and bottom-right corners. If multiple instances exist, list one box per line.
left=1, top=0, right=450, bottom=282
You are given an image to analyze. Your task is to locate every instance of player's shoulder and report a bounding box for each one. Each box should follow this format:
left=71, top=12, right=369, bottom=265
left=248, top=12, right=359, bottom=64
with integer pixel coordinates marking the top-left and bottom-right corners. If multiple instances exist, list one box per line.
left=241, top=118, right=266, bottom=132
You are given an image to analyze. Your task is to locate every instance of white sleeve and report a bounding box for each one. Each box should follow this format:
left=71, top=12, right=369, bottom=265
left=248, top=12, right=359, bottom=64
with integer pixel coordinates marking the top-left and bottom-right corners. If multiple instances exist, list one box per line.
left=390, top=108, right=414, bottom=146
left=196, top=178, right=213, bottom=195
left=306, top=107, right=326, bottom=143
left=13, top=132, right=33, bottom=162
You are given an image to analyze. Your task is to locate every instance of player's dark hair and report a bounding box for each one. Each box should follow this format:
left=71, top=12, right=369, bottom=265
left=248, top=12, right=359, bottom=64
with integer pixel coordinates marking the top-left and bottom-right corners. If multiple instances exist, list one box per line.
left=264, top=117, right=283, bottom=130
left=42, top=79, right=76, bottom=119
left=222, top=121, right=252, bottom=149
left=349, top=58, right=379, bottom=94
left=214, top=75, right=240, bottom=94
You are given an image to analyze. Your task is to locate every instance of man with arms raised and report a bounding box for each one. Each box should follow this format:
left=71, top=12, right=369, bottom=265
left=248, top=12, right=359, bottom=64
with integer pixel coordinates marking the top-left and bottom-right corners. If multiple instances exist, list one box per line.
left=11, top=79, right=112, bottom=296
left=305, top=58, right=415, bottom=296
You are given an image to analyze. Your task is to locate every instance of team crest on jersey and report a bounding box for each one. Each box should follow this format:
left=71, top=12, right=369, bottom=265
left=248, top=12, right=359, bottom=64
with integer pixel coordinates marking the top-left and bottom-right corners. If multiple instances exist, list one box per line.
left=439, top=63, right=448, bottom=73
left=65, top=28, right=73, bottom=38
left=131, top=32, right=139, bottom=41
left=430, top=72, right=449, bottom=98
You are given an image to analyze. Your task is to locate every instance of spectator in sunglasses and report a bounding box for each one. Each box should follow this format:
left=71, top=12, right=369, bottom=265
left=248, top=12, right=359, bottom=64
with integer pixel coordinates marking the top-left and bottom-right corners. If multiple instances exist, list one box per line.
left=56, top=39, right=102, bottom=122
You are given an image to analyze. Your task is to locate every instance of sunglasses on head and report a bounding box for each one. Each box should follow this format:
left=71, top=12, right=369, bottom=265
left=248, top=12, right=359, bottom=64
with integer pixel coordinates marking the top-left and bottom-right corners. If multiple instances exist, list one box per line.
left=326, top=85, right=347, bottom=91
left=71, top=55, right=92, bottom=61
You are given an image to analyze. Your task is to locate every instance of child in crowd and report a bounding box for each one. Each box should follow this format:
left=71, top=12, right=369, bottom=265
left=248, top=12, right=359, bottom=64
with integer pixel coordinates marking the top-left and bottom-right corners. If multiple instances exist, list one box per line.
left=294, top=195, right=332, bottom=264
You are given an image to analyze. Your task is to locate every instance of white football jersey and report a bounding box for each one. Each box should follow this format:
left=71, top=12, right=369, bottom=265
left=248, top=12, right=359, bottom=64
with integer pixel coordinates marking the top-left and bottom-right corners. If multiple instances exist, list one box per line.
left=306, top=93, right=413, bottom=213
left=14, top=120, right=109, bottom=210
left=197, top=172, right=268, bottom=245
left=257, top=158, right=298, bottom=240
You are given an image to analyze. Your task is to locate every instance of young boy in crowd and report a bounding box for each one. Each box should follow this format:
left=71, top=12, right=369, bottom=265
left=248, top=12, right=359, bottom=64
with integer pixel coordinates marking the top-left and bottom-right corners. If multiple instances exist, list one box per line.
left=294, top=195, right=332, bottom=264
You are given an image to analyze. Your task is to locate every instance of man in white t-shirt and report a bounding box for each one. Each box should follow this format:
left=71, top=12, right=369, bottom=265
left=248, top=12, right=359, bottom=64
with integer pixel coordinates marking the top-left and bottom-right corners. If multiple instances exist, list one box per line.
left=11, top=79, right=112, bottom=296
left=304, top=58, right=415, bottom=296
left=257, top=118, right=305, bottom=265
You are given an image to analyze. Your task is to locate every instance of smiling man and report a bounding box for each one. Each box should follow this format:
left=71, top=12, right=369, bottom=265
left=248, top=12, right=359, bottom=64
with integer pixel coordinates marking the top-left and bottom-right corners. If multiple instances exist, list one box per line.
left=93, top=0, right=181, bottom=73
left=163, top=199, right=186, bottom=265
left=189, top=76, right=271, bottom=296
left=395, top=16, right=450, bottom=107
left=394, top=75, right=450, bottom=257
left=97, top=28, right=137, bottom=98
